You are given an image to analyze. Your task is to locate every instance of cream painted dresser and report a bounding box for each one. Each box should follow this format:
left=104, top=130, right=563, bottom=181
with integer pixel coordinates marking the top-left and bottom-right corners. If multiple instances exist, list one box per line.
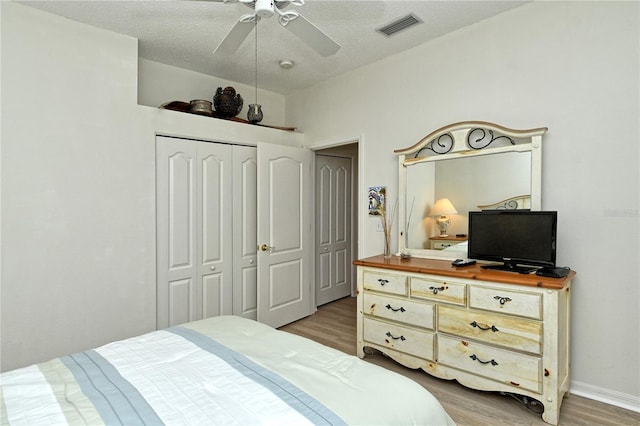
left=355, top=255, right=575, bottom=425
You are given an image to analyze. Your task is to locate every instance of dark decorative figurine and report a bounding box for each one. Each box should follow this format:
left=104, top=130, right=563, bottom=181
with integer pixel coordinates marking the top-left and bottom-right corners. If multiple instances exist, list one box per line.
left=213, top=87, right=243, bottom=117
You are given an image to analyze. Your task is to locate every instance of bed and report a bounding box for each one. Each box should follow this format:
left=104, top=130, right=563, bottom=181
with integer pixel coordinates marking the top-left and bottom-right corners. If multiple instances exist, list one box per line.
left=1, top=315, right=454, bottom=425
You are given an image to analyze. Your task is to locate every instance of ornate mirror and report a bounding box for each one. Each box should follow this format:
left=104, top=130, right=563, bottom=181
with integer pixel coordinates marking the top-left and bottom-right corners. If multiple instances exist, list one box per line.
left=396, top=121, right=547, bottom=259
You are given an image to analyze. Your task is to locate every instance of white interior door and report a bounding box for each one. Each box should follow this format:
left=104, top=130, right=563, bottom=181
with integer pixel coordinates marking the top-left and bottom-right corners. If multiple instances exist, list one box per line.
left=257, top=143, right=314, bottom=328
left=232, top=145, right=258, bottom=320
left=156, top=136, right=233, bottom=328
left=156, top=137, right=197, bottom=329
left=198, top=142, right=233, bottom=320
left=315, top=154, right=352, bottom=306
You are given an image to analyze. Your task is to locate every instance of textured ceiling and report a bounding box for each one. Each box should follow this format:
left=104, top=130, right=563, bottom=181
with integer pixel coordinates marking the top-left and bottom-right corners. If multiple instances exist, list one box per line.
left=19, top=0, right=528, bottom=95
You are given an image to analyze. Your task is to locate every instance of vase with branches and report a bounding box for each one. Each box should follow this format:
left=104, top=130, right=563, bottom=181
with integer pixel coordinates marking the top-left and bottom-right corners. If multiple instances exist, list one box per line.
left=378, top=199, right=397, bottom=258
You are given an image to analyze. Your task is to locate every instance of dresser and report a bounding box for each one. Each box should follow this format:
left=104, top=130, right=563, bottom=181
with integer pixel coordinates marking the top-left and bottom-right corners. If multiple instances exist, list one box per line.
left=355, top=255, right=574, bottom=425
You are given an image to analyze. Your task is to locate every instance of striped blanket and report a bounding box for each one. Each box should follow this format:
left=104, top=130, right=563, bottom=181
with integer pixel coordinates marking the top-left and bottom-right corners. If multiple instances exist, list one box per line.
left=1, top=315, right=454, bottom=425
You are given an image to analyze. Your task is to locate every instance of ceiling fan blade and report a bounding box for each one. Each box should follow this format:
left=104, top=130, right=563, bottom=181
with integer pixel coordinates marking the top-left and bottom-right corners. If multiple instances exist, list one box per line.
left=285, top=14, right=340, bottom=57
left=188, top=0, right=245, bottom=3
left=213, top=18, right=255, bottom=56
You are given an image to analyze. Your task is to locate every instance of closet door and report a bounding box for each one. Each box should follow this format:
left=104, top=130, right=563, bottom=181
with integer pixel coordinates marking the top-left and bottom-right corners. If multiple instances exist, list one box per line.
left=156, top=136, right=233, bottom=328
left=157, top=137, right=197, bottom=329
left=232, top=145, right=258, bottom=320
left=198, top=142, right=233, bottom=320
left=158, top=137, right=311, bottom=329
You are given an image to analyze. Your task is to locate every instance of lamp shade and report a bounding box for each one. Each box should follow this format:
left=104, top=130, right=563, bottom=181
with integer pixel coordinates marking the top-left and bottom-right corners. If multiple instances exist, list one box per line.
left=431, top=198, right=458, bottom=216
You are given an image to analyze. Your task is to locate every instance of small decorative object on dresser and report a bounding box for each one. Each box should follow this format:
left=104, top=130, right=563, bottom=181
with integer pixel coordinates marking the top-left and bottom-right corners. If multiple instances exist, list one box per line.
left=213, top=86, right=243, bottom=117
left=355, top=255, right=575, bottom=425
left=379, top=202, right=397, bottom=258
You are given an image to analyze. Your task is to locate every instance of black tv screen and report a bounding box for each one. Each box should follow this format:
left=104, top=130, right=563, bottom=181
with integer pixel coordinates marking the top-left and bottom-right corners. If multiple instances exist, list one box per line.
left=468, top=210, right=557, bottom=273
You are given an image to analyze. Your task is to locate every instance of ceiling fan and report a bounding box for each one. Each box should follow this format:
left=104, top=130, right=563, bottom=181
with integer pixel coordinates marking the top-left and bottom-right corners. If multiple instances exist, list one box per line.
left=209, top=0, right=341, bottom=57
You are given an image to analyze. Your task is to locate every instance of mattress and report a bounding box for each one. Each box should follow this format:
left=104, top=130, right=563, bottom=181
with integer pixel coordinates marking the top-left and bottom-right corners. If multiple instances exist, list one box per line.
left=1, top=315, right=454, bottom=425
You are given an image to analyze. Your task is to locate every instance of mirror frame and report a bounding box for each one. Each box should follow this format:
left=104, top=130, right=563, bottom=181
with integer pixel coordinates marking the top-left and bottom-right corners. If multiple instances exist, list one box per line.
left=396, top=121, right=547, bottom=260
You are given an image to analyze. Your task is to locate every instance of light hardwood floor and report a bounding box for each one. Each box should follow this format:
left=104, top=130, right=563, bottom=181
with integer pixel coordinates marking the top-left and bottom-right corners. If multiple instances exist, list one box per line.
left=279, top=296, right=640, bottom=426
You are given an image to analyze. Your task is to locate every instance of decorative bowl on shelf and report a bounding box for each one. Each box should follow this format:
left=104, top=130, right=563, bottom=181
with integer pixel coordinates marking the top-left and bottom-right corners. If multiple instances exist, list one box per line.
left=213, top=87, right=243, bottom=117
left=189, top=99, right=212, bottom=115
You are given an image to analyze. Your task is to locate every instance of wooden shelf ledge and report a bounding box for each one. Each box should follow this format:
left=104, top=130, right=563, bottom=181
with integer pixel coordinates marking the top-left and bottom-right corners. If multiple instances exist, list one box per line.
left=160, top=101, right=297, bottom=132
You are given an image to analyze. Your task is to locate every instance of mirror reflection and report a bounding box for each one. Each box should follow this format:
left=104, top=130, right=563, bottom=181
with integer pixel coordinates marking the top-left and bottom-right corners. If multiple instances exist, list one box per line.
left=404, top=151, right=531, bottom=251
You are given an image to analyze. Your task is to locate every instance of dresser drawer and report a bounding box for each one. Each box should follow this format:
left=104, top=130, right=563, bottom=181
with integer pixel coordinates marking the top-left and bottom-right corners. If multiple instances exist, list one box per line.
left=363, top=292, right=434, bottom=330
left=438, top=305, right=542, bottom=354
left=363, top=271, right=407, bottom=296
left=469, top=286, right=542, bottom=320
left=411, top=276, right=466, bottom=306
left=363, top=317, right=434, bottom=361
left=438, top=335, right=541, bottom=393
left=432, top=241, right=458, bottom=250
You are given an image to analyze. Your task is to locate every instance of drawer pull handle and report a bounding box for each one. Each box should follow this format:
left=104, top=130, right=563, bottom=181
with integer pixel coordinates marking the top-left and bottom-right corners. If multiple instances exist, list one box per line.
left=470, top=321, right=499, bottom=332
left=429, top=286, right=446, bottom=294
left=385, top=331, right=406, bottom=341
left=385, top=304, right=406, bottom=313
left=377, top=279, right=389, bottom=286
left=494, top=296, right=512, bottom=305
left=470, top=354, right=498, bottom=366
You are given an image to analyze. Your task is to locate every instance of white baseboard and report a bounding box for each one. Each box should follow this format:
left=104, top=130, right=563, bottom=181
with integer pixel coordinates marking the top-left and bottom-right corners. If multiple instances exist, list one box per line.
left=571, top=381, right=640, bottom=413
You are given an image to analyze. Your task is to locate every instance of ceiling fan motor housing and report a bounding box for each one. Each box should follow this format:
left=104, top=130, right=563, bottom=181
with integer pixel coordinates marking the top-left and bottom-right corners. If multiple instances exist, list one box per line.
left=255, top=0, right=275, bottom=18
left=214, top=0, right=339, bottom=58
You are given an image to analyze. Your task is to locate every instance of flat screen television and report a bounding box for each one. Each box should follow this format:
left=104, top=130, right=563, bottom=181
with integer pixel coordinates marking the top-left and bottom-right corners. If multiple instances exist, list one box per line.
left=467, top=210, right=557, bottom=274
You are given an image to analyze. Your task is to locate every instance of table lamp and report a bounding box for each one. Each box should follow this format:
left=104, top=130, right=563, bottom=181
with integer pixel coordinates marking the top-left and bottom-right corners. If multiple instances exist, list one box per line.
left=431, top=198, right=458, bottom=237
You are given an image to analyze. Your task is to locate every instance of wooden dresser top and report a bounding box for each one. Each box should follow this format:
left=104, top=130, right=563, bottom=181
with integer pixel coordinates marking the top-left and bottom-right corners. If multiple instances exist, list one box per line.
left=353, top=255, right=575, bottom=290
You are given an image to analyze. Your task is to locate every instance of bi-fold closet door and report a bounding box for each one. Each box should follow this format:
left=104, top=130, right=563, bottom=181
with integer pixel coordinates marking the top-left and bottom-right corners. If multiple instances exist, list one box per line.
left=156, top=136, right=257, bottom=329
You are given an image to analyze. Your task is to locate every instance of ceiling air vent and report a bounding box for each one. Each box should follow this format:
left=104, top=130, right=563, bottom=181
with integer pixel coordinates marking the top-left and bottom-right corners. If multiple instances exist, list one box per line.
left=376, top=13, right=423, bottom=37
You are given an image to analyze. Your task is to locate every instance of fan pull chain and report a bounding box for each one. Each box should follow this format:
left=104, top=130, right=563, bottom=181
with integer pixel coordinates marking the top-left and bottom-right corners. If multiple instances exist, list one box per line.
left=254, top=18, right=258, bottom=104
left=247, top=17, right=263, bottom=124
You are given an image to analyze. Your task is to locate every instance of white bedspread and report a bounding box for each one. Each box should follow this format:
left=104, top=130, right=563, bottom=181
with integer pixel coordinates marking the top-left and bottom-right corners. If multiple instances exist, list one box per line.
left=1, top=315, right=454, bottom=425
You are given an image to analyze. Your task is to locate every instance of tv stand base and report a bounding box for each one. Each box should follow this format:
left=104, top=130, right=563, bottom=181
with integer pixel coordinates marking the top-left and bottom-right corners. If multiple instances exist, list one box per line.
left=481, top=263, right=537, bottom=274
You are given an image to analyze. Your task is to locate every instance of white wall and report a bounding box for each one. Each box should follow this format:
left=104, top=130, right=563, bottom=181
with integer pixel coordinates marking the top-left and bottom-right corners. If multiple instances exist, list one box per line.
left=138, top=59, right=286, bottom=127
left=1, top=1, right=154, bottom=371
left=0, top=2, right=302, bottom=372
left=287, top=0, right=639, bottom=408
